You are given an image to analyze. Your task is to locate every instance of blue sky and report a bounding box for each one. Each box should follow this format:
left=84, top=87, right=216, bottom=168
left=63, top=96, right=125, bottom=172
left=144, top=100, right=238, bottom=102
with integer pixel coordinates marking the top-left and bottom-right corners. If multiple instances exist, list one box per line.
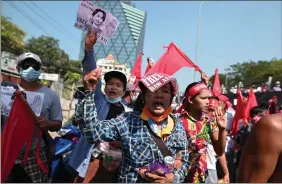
left=3, top=1, right=281, bottom=92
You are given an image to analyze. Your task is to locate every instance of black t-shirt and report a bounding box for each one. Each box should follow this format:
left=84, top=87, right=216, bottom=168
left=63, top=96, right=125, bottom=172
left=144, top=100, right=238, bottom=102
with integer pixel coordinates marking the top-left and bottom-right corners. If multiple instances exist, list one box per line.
left=106, top=103, right=125, bottom=120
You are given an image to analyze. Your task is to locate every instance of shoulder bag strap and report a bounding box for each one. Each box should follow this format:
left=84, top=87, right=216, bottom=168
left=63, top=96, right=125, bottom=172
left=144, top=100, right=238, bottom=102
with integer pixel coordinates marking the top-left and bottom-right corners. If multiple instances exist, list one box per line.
left=143, top=121, right=172, bottom=157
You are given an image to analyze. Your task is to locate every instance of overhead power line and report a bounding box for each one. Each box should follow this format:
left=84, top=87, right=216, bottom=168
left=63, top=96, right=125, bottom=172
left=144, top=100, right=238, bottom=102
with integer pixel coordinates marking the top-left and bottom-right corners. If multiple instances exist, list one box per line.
left=20, top=1, right=80, bottom=45
left=7, top=1, right=79, bottom=58
left=29, top=1, right=80, bottom=43
left=7, top=1, right=50, bottom=36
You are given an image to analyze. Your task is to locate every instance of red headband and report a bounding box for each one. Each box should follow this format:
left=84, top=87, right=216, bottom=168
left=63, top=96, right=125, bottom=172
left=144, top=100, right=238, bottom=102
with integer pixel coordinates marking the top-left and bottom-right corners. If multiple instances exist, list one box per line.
left=209, top=98, right=219, bottom=109
left=186, top=83, right=208, bottom=99
left=176, top=83, right=209, bottom=113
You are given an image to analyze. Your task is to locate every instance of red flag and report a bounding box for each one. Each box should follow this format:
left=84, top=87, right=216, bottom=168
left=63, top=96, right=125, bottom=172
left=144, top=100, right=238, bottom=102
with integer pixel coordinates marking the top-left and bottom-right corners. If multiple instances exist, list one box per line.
left=231, top=89, right=245, bottom=136
left=243, top=88, right=258, bottom=121
left=147, top=42, right=198, bottom=75
left=130, top=52, right=143, bottom=83
left=249, top=88, right=258, bottom=108
left=1, top=92, right=35, bottom=182
left=1, top=92, right=48, bottom=182
left=212, top=68, right=221, bottom=97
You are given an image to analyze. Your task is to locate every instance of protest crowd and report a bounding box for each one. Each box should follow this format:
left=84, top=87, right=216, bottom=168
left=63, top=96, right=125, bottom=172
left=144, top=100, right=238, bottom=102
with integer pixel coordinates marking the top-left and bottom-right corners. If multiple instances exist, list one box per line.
left=1, top=2, right=282, bottom=184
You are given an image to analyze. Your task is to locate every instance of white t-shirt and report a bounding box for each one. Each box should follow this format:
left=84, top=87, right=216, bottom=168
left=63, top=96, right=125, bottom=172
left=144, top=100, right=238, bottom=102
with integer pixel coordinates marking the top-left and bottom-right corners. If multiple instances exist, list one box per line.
left=207, top=143, right=217, bottom=170
left=225, top=136, right=235, bottom=152
left=225, top=109, right=235, bottom=151
left=226, top=108, right=235, bottom=131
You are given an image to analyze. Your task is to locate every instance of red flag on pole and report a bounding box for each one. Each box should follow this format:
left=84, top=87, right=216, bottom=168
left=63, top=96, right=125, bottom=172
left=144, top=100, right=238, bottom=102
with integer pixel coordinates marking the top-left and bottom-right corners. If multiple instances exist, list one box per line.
left=231, top=89, right=245, bottom=136
left=1, top=92, right=48, bottom=182
left=1, top=92, right=35, bottom=182
left=243, top=88, right=258, bottom=122
left=212, top=68, right=221, bottom=97
left=249, top=88, right=258, bottom=108
left=129, top=52, right=143, bottom=84
left=147, top=42, right=199, bottom=75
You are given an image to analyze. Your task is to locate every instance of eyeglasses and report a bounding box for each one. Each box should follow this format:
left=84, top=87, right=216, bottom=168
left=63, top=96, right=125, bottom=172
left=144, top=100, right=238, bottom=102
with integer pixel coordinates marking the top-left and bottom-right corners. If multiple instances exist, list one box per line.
left=21, top=64, right=41, bottom=71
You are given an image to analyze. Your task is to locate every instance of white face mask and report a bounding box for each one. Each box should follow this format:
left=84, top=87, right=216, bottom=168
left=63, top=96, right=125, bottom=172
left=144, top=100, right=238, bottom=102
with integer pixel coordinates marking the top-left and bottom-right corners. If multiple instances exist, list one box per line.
left=105, top=96, right=122, bottom=104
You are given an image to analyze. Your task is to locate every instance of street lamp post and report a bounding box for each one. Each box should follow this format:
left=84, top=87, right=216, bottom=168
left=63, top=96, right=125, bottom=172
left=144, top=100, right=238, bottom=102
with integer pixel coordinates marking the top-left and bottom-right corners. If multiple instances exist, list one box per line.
left=194, top=1, right=205, bottom=82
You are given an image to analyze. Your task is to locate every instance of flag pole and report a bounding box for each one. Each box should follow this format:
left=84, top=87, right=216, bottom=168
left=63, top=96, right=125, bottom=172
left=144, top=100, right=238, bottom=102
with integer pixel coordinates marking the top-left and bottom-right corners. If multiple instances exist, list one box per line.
left=194, top=1, right=205, bottom=82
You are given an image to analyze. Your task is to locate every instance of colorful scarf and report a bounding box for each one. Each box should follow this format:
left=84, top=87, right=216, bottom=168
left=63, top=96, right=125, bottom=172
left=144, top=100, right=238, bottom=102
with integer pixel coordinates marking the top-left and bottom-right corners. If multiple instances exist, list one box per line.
left=141, top=106, right=174, bottom=140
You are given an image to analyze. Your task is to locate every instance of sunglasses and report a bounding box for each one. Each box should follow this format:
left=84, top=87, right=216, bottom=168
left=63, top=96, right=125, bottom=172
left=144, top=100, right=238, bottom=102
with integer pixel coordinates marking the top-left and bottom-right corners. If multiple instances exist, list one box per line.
left=21, top=63, right=41, bottom=71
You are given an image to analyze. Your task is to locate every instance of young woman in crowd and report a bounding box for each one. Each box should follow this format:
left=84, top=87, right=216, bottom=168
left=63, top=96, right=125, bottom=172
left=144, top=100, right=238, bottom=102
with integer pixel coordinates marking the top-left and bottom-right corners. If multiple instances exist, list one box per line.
left=176, top=80, right=227, bottom=183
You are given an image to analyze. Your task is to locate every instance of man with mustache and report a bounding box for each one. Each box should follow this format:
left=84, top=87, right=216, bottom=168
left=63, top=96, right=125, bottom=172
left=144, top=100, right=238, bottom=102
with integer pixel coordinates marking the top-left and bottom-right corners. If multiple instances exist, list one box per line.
left=76, top=70, right=188, bottom=183
left=67, top=30, right=132, bottom=182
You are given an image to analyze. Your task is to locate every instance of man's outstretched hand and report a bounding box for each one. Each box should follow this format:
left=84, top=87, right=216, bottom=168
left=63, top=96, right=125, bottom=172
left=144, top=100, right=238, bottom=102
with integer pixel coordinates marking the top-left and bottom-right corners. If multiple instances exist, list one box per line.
left=83, top=68, right=102, bottom=91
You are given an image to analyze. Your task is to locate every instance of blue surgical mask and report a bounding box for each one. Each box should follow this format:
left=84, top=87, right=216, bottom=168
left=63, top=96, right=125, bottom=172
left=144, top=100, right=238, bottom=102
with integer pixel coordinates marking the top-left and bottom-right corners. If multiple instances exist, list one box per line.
left=105, top=96, right=122, bottom=104
left=20, top=67, right=41, bottom=82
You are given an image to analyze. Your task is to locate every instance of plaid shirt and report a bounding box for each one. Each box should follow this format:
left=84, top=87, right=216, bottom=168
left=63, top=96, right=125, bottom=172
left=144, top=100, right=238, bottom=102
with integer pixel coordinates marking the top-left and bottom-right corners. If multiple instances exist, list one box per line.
left=8, top=146, right=49, bottom=183
left=76, top=92, right=189, bottom=183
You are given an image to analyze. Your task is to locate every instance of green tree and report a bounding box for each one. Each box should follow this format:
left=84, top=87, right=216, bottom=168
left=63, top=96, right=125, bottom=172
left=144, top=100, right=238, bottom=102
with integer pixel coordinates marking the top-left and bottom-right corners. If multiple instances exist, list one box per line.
left=226, top=58, right=282, bottom=87
left=24, top=36, right=68, bottom=74
left=1, top=16, right=26, bottom=55
left=64, top=71, right=81, bottom=86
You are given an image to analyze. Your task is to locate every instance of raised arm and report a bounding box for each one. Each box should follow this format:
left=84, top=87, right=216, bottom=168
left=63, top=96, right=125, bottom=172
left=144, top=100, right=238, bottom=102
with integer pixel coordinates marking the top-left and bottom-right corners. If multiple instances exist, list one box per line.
left=83, top=30, right=103, bottom=100
left=211, top=107, right=227, bottom=157
left=75, top=68, right=121, bottom=144
left=237, top=114, right=282, bottom=182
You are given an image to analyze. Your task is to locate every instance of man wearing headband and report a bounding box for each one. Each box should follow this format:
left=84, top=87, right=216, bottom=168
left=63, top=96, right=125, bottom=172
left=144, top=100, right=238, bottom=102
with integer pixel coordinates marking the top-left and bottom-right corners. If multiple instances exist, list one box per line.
left=67, top=30, right=132, bottom=182
left=237, top=113, right=282, bottom=183
left=76, top=71, right=188, bottom=183
left=177, top=81, right=227, bottom=183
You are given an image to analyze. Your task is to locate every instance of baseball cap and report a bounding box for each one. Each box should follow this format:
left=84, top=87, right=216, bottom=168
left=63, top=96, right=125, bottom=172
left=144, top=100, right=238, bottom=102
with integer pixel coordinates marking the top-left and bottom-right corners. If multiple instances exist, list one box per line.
left=104, top=71, right=127, bottom=90
left=17, top=52, right=42, bottom=67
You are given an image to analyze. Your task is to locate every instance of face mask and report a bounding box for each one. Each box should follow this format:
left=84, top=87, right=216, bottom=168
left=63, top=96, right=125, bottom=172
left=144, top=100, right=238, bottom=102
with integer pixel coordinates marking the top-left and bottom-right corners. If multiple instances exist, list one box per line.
left=105, top=96, right=122, bottom=104
left=20, top=67, right=41, bottom=82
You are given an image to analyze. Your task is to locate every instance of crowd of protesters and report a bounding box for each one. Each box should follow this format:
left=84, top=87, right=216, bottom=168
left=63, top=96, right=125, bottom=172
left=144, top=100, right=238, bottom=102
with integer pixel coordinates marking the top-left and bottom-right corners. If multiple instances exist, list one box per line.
left=1, top=30, right=282, bottom=183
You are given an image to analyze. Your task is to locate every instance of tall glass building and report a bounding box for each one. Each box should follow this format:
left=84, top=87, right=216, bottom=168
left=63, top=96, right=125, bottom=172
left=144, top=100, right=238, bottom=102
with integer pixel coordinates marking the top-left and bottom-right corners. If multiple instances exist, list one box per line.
left=79, top=1, right=146, bottom=70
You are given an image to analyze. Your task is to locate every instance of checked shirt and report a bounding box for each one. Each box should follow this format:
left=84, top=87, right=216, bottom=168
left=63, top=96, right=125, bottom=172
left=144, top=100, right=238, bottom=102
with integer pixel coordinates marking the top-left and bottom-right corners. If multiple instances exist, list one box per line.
left=75, top=91, right=189, bottom=183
